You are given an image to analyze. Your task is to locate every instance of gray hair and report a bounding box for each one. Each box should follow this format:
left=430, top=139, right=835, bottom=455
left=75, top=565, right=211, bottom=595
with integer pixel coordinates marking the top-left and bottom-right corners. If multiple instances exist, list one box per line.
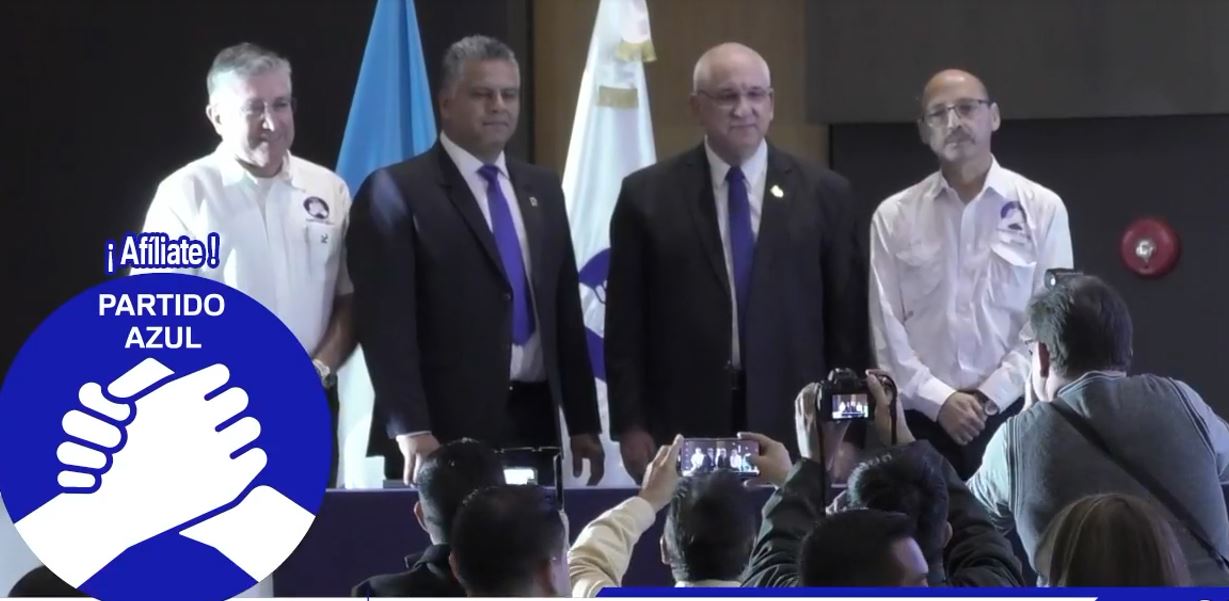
left=440, top=35, right=518, bottom=92
left=206, top=43, right=292, bottom=99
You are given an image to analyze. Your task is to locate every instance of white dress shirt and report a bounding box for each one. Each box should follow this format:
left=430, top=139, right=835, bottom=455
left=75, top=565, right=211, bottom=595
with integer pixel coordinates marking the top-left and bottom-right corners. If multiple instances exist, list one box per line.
left=705, top=139, right=767, bottom=369
left=869, top=158, right=1073, bottom=420
left=439, top=132, right=545, bottom=382
left=139, top=145, right=352, bottom=354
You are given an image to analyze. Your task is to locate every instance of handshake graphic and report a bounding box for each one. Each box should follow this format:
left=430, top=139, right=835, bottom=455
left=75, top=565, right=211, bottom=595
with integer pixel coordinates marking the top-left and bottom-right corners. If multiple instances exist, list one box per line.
left=14, top=358, right=314, bottom=587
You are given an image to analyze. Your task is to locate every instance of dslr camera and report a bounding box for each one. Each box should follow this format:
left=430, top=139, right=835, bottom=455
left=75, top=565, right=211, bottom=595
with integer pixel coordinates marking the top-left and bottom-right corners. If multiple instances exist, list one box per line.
left=817, top=368, right=896, bottom=422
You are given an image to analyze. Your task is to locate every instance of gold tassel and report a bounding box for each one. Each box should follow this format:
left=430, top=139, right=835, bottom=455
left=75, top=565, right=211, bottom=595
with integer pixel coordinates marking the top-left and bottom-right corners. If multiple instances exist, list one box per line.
left=597, top=86, right=640, bottom=108
left=615, top=39, right=657, bottom=63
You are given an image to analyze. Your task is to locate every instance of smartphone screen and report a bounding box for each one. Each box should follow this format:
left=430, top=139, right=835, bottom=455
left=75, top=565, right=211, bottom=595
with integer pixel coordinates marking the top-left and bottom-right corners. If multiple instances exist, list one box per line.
left=831, top=392, right=871, bottom=420
left=503, top=466, right=538, bottom=486
left=677, top=438, right=760, bottom=476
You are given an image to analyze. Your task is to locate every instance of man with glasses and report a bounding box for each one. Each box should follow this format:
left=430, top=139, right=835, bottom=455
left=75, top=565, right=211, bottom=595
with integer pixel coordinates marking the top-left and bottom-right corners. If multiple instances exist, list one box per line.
left=138, top=43, right=354, bottom=485
left=606, top=43, right=870, bottom=481
left=869, top=69, right=1072, bottom=478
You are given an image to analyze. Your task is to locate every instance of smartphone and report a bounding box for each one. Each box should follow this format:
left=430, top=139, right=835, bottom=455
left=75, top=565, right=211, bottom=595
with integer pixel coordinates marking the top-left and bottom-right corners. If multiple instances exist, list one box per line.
left=677, top=438, right=760, bottom=477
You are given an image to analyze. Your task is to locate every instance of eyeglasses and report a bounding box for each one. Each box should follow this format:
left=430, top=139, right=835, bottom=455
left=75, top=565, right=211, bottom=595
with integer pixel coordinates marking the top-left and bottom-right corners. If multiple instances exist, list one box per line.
left=922, top=98, right=991, bottom=126
left=238, top=97, right=296, bottom=120
left=696, top=87, right=773, bottom=109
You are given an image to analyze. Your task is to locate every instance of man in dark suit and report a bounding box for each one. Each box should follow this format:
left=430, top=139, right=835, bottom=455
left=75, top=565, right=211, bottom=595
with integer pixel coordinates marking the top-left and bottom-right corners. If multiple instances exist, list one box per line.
left=347, top=35, right=604, bottom=484
left=605, top=43, right=870, bottom=481
left=351, top=439, right=505, bottom=597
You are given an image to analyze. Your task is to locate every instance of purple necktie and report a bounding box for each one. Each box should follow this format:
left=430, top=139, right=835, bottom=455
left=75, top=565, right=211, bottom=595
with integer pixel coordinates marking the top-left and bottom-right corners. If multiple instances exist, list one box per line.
left=727, top=166, right=754, bottom=348
left=479, top=164, right=535, bottom=345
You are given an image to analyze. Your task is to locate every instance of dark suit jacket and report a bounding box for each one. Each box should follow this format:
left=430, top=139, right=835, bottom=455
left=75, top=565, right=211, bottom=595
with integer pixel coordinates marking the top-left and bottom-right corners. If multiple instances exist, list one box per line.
left=605, top=143, right=869, bottom=453
left=347, top=143, right=601, bottom=453
left=351, top=544, right=465, bottom=597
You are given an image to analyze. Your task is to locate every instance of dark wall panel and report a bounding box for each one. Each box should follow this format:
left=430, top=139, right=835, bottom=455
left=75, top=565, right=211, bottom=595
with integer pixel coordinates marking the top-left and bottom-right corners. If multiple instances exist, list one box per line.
left=831, top=116, right=1229, bottom=415
left=808, top=0, right=1229, bottom=123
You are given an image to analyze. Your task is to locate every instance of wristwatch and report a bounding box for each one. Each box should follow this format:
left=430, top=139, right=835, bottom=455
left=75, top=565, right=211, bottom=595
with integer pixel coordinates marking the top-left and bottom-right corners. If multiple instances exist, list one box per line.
left=973, top=390, right=999, bottom=416
left=312, top=358, right=338, bottom=389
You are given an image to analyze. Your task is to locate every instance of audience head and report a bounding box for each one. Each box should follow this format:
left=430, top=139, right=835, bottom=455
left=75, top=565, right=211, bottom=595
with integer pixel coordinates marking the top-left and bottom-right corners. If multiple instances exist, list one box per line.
left=449, top=484, right=569, bottom=597
left=1036, top=493, right=1189, bottom=586
left=8, top=566, right=85, bottom=597
left=846, top=445, right=952, bottom=566
left=438, top=35, right=520, bottom=163
left=800, top=509, right=929, bottom=587
left=1027, top=274, right=1133, bottom=402
left=918, top=69, right=998, bottom=166
left=661, top=470, right=757, bottom=583
left=689, top=42, right=774, bottom=166
left=414, top=438, right=505, bottom=544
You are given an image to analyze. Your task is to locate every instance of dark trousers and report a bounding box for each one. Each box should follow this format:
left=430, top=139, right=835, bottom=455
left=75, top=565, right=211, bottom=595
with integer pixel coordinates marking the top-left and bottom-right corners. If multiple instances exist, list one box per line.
left=381, top=381, right=558, bottom=480
left=905, top=398, right=1022, bottom=480
left=327, top=385, right=339, bottom=488
left=504, top=381, right=558, bottom=448
left=730, top=368, right=747, bottom=434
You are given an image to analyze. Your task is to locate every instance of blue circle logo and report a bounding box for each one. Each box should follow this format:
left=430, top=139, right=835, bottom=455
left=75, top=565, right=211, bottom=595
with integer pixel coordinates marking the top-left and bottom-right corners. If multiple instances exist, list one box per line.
left=0, top=274, right=330, bottom=601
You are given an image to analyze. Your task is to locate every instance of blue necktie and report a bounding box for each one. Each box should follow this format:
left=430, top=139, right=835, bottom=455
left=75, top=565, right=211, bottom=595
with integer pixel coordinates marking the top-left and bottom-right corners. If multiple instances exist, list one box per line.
left=727, top=166, right=754, bottom=348
left=479, top=164, right=535, bottom=345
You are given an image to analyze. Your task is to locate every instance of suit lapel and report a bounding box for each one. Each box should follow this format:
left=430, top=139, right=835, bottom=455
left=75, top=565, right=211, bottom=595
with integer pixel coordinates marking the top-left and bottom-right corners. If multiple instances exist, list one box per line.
left=434, top=144, right=506, bottom=279
left=683, top=145, right=732, bottom=293
left=507, top=161, right=546, bottom=295
left=750, top=146, right=794, bottom=311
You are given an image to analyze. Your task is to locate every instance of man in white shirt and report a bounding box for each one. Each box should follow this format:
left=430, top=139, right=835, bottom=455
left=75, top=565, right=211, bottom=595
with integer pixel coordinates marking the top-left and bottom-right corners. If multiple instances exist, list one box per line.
left=139, top=43, right=355, bottom=484
left=869, top=69, right=1073, bottom=478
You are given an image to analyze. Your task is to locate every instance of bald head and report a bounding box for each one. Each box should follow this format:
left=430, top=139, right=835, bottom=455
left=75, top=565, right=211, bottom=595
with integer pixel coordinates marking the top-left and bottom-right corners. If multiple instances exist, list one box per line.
left=921, top=69, right=989, bottom=109
left=689, top=43, right=775, bottom=165
left=692, top=43, right=771, bottom=93
left=917, top=69, right=999, bottom=167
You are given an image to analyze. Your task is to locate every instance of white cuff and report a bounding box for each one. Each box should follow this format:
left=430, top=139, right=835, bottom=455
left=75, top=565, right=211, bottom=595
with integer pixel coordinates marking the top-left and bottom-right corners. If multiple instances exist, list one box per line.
left=914, top=377, right=957, bottom=422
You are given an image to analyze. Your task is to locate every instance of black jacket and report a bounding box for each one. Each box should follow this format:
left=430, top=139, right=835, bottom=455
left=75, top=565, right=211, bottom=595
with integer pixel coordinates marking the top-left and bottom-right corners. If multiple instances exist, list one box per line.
left=352, top=544, right=465, bottom=598
left=348, top=143, right=601, bottom=455
left=743, top=442, right=1024, bottom=587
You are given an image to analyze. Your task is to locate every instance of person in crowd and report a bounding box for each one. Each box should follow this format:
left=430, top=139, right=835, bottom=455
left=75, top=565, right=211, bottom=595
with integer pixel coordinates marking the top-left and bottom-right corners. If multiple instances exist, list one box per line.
left=741, top=369, right=1022, bottom=587
left=797, top=509, right=930, bottom=587
left=449, top=485, right=570, bottom=597
left=869, top=68, right=1072, bottom=478
left=568, top=436, right=756, bottom=595
left=352, top=439, right=505, bottom=597
left=968, top=273, right=1229, bottom=584
left=1035, top=493, right=1190, bottom=586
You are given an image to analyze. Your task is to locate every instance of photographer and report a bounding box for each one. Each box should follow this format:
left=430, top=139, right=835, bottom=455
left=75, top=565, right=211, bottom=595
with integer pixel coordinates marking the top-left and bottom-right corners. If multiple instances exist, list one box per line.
left=568, top=436, right=757, bottom=595
left=967, top=274, right=1229, bottom=584
left=741, top=369, right=1022, bottom=587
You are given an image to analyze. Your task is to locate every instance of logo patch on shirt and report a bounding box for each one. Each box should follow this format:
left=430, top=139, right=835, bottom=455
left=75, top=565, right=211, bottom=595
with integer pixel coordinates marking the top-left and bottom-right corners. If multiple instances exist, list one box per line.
left=999, top=200, right=1026, bottom=232
left=303, top=197, right=330, bottom=222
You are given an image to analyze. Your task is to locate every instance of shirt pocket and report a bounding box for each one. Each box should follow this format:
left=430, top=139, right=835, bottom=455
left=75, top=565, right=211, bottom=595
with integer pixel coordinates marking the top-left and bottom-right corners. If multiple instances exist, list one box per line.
left=987, top=236, right=1037, bottom=309
left=895, top=241, right=943, bottom=317
left=304, top=221, right=343, bottom=272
